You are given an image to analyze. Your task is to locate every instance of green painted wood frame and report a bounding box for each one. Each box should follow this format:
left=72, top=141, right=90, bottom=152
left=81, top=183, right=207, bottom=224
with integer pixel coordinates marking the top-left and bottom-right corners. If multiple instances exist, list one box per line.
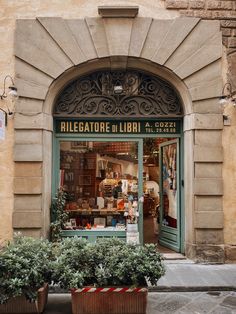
left=159, top=139, right=181, bottom=252
left=53, top=136, right=144, bottom=243
left=52, top=123, right=184, bottom=249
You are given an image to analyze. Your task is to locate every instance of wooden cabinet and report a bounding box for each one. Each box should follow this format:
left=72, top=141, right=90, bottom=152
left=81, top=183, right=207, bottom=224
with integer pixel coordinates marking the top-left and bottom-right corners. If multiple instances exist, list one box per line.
left=60, top=152, right=97, bottom=200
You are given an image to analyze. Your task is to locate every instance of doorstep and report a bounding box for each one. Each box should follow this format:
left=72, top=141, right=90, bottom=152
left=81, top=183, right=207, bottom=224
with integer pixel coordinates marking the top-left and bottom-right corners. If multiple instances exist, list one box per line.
left=162, top=253, right=186, bottom=260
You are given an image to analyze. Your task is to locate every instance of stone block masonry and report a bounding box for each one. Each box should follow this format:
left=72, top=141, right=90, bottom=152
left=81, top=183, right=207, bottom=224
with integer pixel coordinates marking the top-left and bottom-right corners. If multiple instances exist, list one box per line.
left=166, top=0, right=236, bottom=11
left=166, top=1, right=189, bottom=9
left=164, top=0, right=236, bottom=263
left=164, top=1, right=236, bottom=47
left=164, top=0, right=236, bottom=103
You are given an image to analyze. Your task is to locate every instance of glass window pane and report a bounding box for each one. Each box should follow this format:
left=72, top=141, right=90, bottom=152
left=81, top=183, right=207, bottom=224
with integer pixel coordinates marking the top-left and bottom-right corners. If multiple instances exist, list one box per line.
left=59, top=141, right=139, bottom=230
left=162, top=143, right=177, bottom=229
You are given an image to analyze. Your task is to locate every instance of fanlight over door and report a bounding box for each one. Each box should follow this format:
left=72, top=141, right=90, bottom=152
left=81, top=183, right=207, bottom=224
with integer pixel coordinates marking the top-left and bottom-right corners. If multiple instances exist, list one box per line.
left=53, top=70, right=183, bottom=118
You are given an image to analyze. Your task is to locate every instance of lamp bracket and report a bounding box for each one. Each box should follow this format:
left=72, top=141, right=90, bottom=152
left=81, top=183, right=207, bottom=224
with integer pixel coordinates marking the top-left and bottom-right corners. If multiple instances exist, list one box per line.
left=0, top=75, right=17, bottom=100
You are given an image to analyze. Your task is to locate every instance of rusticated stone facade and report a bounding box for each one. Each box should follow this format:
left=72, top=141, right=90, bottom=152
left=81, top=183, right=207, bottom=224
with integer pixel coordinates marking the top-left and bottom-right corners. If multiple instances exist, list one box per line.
left=0, top=0, right=235, bottom=263
left=163, top=0, right=236, bottom=86
left=163, top=0, right=236, bottom=262
left=13, top=15, right=224, bottom=264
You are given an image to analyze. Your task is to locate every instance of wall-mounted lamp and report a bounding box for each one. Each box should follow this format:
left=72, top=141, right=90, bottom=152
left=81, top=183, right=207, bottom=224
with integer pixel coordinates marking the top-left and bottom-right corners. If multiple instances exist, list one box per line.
left=0, top=75, right=18, bottom=126
left=219, top=82, right=236, bottom=106
left=223, top=114, right=231, bottom=126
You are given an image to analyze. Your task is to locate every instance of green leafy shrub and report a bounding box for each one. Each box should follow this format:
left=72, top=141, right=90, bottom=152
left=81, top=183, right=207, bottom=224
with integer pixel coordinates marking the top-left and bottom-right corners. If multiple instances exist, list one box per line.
left=50, top=189, right=69, bottom=242
left=52, top=237, right=165, bottom=289
left=0, top=235, right=52, bottom=304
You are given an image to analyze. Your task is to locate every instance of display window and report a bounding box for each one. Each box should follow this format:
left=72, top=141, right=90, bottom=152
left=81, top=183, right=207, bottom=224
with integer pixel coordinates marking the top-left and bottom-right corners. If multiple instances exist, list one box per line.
left=59, top=141, right=140, bottom=234
left=56, top=136, right=180, bottom=248
left=52, top=69, right=183, bottom=250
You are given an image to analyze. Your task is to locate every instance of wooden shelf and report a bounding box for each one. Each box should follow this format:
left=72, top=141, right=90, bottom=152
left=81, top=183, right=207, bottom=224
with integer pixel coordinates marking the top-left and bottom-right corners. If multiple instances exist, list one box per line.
left=66, top=209, right=125, bottom=214
left=60, top=152, right=97, bottom=199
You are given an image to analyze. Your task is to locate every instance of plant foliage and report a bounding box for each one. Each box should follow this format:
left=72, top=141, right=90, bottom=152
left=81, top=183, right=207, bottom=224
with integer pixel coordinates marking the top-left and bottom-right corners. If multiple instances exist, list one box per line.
left=50, top=189, right=69, bottom=242
left=52, top=237, right=165, bottom=289
left=0, top=234, right=52, bottom=304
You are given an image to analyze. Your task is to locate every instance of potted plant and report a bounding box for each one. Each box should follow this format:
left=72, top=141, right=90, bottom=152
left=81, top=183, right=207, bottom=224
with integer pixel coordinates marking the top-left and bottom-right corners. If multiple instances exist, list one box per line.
left=0, top=235, right=52, bottom=313
left=52, top=237, right=166, bottom=314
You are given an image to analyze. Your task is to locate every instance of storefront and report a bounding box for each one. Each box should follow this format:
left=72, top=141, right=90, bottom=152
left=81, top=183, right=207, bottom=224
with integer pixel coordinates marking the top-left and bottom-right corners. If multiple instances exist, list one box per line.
left=52, top=70, right=183, bottom=252
left=8, top=7, right=230, bottom=263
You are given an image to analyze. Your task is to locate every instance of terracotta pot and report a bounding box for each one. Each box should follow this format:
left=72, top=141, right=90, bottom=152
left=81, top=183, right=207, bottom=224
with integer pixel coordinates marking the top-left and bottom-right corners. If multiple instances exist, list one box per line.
left=71, top=287, right=148, bottom=314
left=0, top=284, right=49, bottom=314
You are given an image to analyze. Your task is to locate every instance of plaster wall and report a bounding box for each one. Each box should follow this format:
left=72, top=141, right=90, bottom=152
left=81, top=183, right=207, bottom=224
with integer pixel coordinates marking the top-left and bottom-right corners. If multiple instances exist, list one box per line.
left=222, top=53, right=236, bottom=254
left=0, top=0, right=178, bottom=243
left=223, top=105, right=236, bottom=245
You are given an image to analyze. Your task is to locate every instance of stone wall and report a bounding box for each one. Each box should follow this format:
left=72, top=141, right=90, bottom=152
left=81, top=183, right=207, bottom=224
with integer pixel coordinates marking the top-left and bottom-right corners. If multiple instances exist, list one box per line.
left=164, top=0, right=236, bottom=86
left=0, top=0, right=235, bottom=262
left=0, top=0, right=177, bottom=242
left=13, top=15, right=224, bottom=265
left=164, top=0, right=236, bottom=262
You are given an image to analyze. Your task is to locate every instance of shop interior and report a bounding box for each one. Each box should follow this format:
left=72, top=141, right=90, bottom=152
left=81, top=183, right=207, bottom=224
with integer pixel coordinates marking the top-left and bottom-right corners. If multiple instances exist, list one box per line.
left=59, top=138, right=177, bottom=250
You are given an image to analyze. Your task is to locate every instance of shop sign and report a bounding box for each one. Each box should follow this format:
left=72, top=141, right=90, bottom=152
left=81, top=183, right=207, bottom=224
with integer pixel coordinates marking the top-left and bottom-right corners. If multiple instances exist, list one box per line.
left=56, top=119, right=180, bottom=135
left=0, top=111, right=5, bottom=140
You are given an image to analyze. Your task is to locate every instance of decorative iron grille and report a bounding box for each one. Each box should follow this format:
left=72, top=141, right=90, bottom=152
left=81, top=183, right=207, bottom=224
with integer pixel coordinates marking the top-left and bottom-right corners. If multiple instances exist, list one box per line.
left=53, top=70, right=183, bottom=117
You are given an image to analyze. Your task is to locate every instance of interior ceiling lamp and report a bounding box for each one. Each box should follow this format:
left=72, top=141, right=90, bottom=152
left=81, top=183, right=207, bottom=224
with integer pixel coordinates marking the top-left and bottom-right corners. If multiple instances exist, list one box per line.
left=113, top=83, right=123, bottom=94
left=0, top=75, right=18, bottom=125
left=219, top=82, right=236, bottom=106
left=144, top=156, right=156, bottom=167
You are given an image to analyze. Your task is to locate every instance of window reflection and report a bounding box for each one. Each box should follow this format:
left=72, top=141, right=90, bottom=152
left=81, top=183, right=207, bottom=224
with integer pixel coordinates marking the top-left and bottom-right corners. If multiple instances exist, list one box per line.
left=162, top=143, right=177, bottom=228
left=59, top=141, right=139, bottom=231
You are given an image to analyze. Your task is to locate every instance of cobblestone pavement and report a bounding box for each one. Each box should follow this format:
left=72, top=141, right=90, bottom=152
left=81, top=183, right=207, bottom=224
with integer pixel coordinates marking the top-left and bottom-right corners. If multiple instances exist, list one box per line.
left=45, top=291, right=236, bottom=314
left=156, top=261, right=236, bottom=290
left=147, top=291, right=236, bottom=314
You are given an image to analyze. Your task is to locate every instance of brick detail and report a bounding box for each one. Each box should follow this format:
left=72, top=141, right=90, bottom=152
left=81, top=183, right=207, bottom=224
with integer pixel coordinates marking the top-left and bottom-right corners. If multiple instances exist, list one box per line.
left=180, top=10, right=214, bottom=18
left=207, top=1, right=233, bottom=10
left=179, top=10, right=194, bottom=16
left=222, top=28, right=231, bottom=37
left=227, top=48, right=236, bottom=55
left=228, top=37, right=236, bottom=48
left=222, top=37, right=229, bottom=47
left=221, top=20, right=236, bottom=28
left=225, top=245, right=236, bottom=262
left=214, top=11, right=236, bottom=18
left=166, top=0, right=189, bottom=9
left=165, top=2, right=236, bottom=80
left=189, top=1, right=205, bottom=9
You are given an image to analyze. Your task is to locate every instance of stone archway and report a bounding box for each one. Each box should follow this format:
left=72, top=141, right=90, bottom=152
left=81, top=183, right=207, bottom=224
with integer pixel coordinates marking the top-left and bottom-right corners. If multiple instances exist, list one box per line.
left=13, top=16, right=223, bottom=262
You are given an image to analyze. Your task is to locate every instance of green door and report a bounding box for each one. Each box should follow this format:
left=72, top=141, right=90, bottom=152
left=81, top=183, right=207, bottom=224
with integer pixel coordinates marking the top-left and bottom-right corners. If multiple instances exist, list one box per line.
left=159, top=139, right=180, bottom=252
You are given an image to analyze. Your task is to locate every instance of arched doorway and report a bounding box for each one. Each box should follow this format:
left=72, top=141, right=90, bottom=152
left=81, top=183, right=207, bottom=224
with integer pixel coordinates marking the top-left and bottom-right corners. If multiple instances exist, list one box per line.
left=52, top=69, right=184, bottom=252
left=14, top=16, right=223, bottom=262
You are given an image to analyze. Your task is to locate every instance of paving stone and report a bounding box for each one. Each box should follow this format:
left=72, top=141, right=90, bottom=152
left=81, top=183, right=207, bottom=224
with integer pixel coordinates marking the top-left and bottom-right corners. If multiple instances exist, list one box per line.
left=44, top=294, right=71, bottom=314
left=157, top=262, right=236, bottom=289
left=44, top=292, right=236, bottom=314
left=152, top=294, right=192, bottom=312
left=207, top=291, right=233, bottom=303
left=200, top=291, right=225, bottom=305
left=148, top=292, right=169, bottom=303
left=180, top=293, right=218, bottom=313
left=209, top=306, right=234, bottom=314
left=178, top=291, right=204, bottom=299
left=221, top=295, right=236, bottom=309
left=45, top=262, right=236, bottom=314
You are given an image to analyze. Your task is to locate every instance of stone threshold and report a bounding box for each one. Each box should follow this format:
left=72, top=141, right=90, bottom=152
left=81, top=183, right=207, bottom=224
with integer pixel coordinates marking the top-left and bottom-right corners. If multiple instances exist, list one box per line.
left=163, top=253, right=187, bottom=260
